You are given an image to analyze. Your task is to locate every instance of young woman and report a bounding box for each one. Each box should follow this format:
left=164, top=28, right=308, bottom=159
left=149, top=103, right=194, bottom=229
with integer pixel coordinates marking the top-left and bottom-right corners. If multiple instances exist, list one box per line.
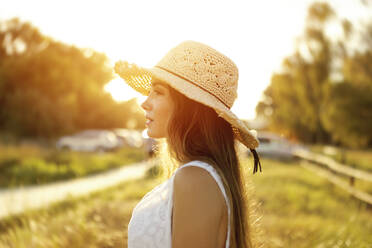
left=115, top=40, right=262, bottom=248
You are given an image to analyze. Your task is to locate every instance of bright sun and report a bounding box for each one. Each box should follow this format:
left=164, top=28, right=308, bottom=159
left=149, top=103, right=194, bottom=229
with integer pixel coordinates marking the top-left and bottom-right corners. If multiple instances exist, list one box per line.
left=104, top=77, right=147, bottom=105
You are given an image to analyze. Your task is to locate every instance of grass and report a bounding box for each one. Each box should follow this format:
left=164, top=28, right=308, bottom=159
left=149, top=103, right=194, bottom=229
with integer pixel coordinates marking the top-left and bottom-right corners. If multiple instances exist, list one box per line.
left=250, top=158, right=372, bottom=247
left=308, top=145, right=372, bottom=195
left=309, top=145, right=372, bottom=172
left=0, top=143, right=146, bottom=188
left=0, top=157, right=371, bottom=247
left=0, top=169, right=163, bottom=248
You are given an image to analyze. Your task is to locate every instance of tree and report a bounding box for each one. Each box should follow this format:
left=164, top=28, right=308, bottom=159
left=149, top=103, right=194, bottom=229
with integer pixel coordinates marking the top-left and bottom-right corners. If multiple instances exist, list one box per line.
left=321, top=45, right=372, bottom=148
left=321, top=80, right=372, bottom=148
left=256, top=2, right=334, bottom=143
left=257, top=2, right=372, bottom=148
left=0, top=18, right=145, bottom=138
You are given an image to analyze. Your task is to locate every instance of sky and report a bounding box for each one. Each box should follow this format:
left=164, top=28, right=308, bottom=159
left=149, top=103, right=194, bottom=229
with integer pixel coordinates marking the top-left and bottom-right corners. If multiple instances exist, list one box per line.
left=1, top=0, right=370, bottom=119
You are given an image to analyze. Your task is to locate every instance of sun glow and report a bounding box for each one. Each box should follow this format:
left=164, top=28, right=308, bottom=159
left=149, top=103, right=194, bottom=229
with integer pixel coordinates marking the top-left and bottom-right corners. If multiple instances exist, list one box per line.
left=104, top=77, right=147, bottom=105
left=3, top=0, right=367, bottom=119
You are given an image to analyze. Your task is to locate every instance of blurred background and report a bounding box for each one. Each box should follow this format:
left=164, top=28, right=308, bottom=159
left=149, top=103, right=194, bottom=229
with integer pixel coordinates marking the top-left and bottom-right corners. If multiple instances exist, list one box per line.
left=0, top=0, right=371, bottom=247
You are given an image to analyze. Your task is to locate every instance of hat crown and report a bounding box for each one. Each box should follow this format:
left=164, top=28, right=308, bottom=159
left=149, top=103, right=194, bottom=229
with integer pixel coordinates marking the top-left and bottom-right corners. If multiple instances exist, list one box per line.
left=155, top=41, right=238, bottom=109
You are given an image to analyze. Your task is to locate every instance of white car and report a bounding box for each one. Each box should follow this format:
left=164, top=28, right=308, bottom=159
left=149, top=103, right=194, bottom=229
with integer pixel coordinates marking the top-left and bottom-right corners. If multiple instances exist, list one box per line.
left=252, top=132, right=298, bottom=160
left=56, top=130, right=123, bottom=152
left=111, top=128, right=144, bottom=148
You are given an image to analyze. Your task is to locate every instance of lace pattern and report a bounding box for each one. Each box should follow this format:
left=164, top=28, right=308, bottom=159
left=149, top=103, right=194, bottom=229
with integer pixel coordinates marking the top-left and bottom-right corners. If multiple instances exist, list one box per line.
left=127, top=160, right=231, bottom=248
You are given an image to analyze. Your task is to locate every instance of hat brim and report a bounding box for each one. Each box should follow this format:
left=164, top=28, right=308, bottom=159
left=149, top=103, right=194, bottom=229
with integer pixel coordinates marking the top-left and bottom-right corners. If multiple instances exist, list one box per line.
left=114, top=61, right=259, bottom=149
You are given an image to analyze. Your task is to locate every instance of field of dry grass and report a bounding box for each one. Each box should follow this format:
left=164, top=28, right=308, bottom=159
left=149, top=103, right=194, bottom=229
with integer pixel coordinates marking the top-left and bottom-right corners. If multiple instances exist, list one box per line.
left=0, top=157, right=371, bottom=247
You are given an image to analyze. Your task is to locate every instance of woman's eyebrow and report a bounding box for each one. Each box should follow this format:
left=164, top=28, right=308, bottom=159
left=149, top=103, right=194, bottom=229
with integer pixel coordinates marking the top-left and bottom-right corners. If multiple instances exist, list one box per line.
left=152, top=82, right=168, bottom=88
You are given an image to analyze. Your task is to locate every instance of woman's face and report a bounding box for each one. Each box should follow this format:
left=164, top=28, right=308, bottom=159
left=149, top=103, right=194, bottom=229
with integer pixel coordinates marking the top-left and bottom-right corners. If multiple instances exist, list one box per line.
left=141, top=81, right=174, bottom=139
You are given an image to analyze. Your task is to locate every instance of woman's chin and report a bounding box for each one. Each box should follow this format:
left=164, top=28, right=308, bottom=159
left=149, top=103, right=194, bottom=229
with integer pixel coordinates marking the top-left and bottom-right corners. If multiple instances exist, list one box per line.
left=146, top=129, right=157, bottom=138
left=146, top=129, right=165, bottom=139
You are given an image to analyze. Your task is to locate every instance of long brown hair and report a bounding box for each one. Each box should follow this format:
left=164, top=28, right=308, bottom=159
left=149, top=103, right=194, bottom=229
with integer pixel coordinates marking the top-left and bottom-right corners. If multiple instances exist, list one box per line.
left=157, top=83, right=260, bottom=248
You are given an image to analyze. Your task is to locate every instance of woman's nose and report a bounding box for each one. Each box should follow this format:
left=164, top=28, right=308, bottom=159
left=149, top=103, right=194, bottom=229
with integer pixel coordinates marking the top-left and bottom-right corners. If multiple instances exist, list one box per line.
left=141, top=97, right=151, bottom=111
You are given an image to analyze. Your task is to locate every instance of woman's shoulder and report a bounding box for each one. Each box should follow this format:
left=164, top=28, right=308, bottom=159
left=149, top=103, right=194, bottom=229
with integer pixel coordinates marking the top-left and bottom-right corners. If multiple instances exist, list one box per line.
left=175, top=164, right=216, bottom=189
left=175, top=160, right=217, bottom=186
left=173, top=162, right=226, bottom=213
left=171, top=164, right=228, bottom=247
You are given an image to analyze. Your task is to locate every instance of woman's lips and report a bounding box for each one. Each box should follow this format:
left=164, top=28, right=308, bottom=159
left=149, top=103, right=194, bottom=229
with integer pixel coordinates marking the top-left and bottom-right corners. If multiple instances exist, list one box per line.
left=145, top=115, right=153, bottom=126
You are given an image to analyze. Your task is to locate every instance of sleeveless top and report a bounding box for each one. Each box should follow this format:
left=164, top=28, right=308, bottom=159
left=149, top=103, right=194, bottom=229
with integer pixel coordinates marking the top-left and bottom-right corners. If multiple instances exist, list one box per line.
left=127, top=160, right=231, bottom=248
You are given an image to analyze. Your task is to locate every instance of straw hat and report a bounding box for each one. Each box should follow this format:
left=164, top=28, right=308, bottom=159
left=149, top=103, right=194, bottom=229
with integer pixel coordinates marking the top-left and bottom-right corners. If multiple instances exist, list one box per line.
left=114, top=40, right=259, bottom=150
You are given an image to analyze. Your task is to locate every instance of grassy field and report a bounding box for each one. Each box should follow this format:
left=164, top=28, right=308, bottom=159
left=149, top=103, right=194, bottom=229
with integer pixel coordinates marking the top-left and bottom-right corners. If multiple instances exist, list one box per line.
left=0, top=157, right=371, bottom=247
left=0, top=143, right=146, bottom=188
left=308, top=145, right=372, bottom=195
left=250, top=158, right=372, bottom=247
left=310, top=145, right=372, bottom=172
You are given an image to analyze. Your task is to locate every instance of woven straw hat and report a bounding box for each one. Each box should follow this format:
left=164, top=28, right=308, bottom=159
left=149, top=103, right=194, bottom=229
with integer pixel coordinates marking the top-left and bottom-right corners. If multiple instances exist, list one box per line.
left=114, top=40, right=259, bottom=150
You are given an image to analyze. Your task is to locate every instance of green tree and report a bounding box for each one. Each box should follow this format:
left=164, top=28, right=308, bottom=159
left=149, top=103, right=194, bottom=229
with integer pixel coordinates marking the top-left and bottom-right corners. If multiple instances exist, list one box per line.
left=321, top=31, right=372, bottom=148
left=0, top=18, right=145, bottom=138
left=257, top=2, right=372, bottom=148
left=321, top=80, right=372, bottom=148
left=256, top=2, right=334, bottom=143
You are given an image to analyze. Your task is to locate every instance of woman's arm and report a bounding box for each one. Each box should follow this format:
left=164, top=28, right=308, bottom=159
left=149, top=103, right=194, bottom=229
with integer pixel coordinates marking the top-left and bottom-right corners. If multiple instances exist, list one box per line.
left=172, top=166, right=225, bottom=248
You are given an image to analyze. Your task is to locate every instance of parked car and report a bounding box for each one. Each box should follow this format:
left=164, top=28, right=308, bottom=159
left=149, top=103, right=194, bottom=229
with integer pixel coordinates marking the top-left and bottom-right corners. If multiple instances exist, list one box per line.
left=251, top=132, right=299, bottom=160
left=56, top=130, right=123, bottom=152
left=111, top=128, right=144, bottom=148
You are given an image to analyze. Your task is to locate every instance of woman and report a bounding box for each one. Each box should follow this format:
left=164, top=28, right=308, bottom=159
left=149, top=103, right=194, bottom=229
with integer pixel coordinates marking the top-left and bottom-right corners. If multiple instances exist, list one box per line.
left=115, top=41, right=262, bottom=248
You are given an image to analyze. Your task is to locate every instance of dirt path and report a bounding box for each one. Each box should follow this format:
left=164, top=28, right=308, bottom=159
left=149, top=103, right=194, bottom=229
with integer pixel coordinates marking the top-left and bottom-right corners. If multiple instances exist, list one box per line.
left=0, top=160, right=153, bottom=220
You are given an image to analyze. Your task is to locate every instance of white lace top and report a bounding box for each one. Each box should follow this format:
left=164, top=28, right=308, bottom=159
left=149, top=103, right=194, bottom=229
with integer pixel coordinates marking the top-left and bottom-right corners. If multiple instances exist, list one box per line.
left=127, top=160, right=231, bottom=248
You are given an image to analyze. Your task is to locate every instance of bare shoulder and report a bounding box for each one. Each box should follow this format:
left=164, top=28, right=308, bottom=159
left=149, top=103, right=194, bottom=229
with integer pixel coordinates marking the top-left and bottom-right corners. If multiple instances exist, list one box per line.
left=172, top=165, right=227, bottom=247
left=173, top=165, right=225, bottom=214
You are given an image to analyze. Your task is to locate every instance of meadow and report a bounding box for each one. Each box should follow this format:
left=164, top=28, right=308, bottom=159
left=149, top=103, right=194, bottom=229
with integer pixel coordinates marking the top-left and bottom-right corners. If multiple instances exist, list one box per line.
left=310, top=145, right=372, bottom=172
left=0, top=143, right=146, bottom=188
left=308, top=145, right=372, bottom=195
left=0, top=156, right=371, bottom=248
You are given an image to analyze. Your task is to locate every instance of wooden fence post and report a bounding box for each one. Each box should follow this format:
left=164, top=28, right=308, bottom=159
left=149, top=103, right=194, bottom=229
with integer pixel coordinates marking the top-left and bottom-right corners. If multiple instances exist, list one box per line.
left=349, top=163, right=355, bottom=187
